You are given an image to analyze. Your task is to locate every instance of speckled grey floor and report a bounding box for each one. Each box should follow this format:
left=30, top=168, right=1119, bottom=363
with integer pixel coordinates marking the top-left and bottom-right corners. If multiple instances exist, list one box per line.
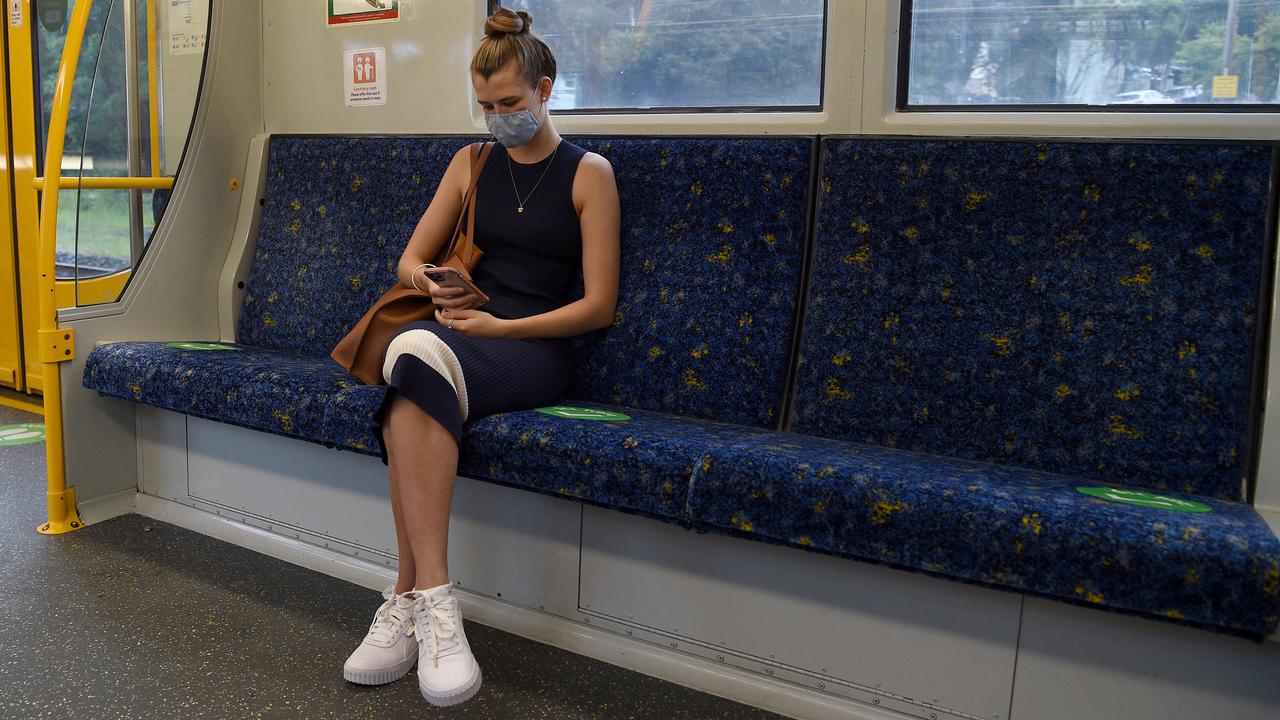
left=0, top=404, right=785, bottom=719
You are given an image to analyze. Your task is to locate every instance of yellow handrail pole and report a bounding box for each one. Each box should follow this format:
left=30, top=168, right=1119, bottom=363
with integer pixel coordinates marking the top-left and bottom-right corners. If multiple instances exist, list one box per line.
left=32, top=176, right=175, bottom=190
left=36, top=0, right=95, bottom=536
left=147, top=0, right=161, bottom=177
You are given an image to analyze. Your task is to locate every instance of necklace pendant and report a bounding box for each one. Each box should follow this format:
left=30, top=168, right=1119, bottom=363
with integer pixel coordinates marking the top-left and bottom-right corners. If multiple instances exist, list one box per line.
left=518, top=206, right=524, bottom=213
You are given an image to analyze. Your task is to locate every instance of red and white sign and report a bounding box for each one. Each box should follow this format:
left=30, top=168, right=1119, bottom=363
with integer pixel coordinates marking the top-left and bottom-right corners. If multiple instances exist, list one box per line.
left=344, top=47, right=387, bottom=107
left=353, top=51, right=377, bottom=85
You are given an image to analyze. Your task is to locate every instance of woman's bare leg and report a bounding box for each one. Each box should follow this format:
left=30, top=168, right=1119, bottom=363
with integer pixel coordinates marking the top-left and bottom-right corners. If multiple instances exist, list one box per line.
left=388, top=469, right=417, bottom=594
left=384, top=393, right=458, bottom=592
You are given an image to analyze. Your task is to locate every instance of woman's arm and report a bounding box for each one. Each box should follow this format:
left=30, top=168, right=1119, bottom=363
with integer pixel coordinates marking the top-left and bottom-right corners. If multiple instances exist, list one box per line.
left=395, top=145, right=473, bottom=290
left=502, top=152, right=620, bottom=339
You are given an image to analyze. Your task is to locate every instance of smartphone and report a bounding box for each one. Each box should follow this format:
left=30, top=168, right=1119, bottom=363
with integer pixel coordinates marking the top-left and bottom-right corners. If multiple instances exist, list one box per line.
left=424, top=266, right=491, bottom=306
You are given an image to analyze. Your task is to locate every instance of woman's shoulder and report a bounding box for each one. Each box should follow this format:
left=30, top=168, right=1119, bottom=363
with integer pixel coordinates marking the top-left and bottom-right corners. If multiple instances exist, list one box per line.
left=560, top=141, right=611, bottom=174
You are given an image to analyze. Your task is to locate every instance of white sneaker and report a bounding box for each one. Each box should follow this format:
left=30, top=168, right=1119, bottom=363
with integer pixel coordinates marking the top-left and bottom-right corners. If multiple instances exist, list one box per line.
left=342, top=584, right=419, bottom=685
left=406, top=582, right=483, bottom=706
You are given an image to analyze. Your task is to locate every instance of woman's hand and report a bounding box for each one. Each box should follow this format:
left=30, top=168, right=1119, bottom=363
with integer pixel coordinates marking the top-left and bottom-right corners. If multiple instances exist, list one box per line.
left=414, top=266, right=480, bottom=311
left=435, top=307, right=510, bottom=338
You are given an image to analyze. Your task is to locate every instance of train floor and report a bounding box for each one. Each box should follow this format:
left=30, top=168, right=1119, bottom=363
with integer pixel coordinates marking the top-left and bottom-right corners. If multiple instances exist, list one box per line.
left=0, top=403, right=785, bottom=719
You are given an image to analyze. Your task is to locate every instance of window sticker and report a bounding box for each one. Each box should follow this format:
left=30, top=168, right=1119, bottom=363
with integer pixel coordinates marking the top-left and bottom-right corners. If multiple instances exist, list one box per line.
left=345, top=47, right=387, bottom=107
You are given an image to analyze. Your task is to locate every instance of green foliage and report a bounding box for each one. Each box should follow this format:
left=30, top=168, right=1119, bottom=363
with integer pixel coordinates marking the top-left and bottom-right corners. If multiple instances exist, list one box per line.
left=1174, top=20, right=1248, bottom=92
left=38, top=0, right=153, bottom=166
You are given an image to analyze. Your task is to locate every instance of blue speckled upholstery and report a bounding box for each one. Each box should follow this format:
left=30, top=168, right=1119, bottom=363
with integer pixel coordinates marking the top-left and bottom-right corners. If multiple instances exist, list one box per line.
left=566, top=137, right=812, bottom=427
left=81, top=134, right=1280, bottom=641
left=236, top=136, right=477, bottom=357
left=83, top=341, right=358, bottom=443
left=793, top=138, right=1272, bottom=502
left=683, top=428, right=1280, bottom=640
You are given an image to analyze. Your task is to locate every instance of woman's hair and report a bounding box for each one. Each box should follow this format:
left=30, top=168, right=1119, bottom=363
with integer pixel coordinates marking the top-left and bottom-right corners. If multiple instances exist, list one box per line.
left=471, top=7, right=557, bottom=88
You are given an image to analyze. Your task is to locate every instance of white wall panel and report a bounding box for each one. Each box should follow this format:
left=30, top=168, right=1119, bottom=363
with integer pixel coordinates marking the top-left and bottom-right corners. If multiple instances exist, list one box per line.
left=1010, top=597, right=1280, bottom=720
left=136, top=406, right=188, bottom=502
left=581, top=505, right=1021, bottom=720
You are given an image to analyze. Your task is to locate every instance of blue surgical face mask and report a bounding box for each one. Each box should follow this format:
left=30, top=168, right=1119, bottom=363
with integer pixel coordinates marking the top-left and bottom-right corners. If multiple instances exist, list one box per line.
left=485, top=88, right=543, bottom=148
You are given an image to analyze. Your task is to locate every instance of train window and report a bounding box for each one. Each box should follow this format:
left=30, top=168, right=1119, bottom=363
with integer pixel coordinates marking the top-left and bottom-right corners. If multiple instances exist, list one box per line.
left=900, top=0, right=1280, bottom=110
left=39, top=0, right=206, bottom=306
left=490, top=1, right=827, bottom=112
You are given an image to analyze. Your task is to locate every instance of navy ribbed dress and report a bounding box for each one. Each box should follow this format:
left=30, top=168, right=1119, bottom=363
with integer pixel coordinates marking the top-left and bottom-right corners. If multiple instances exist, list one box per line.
left=371, top=140, right=588, bottom=465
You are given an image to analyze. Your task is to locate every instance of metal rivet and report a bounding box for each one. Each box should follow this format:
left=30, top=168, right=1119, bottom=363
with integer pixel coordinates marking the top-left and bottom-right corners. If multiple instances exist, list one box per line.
left=670, top=642, right=677, bottom=648
left=818, top=682, right=826, bottom=689
left=716, top=655, right=724, bottom=661
left=873, top=698, right=880, bottom=705
left=931, top=714, right=938, bottom=719
left=626, top=630, right=632, bottom=636
left=766, top=669, right=774, bottom=676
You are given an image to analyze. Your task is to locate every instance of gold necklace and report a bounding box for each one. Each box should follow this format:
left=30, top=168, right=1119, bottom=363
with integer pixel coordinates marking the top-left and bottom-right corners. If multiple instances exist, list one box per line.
left=507, top=142, right=561, bottom=214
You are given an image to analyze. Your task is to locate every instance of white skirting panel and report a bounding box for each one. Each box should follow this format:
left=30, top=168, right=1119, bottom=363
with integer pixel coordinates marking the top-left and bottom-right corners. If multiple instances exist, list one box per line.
left=1009, top=597, right=1280, bottom=720
left=119, top=406, right=1280, bottom=720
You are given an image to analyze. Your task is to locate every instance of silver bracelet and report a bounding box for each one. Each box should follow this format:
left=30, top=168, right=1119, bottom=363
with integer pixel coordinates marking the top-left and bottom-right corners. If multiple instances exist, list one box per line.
left=409, top=263, right=435, bottom=291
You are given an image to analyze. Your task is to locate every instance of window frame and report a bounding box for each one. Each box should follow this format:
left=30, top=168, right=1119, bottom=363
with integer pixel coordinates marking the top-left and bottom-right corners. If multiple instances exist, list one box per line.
left=895, top=0, right=1280, bottom=113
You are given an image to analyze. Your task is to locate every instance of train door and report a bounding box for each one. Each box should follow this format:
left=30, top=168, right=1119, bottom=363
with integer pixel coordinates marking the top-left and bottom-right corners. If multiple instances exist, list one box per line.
left=1, top=0, right=176, bottom=411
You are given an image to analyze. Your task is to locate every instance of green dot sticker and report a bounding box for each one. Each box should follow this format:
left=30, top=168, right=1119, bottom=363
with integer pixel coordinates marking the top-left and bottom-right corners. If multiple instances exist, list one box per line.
left=536, top=406, right=631, bottom=421
left=167, top=342, right=240, bottom=351
left=0, top=423, right=45, bottom=446
left=1077, top=486, right=1212, bottom=513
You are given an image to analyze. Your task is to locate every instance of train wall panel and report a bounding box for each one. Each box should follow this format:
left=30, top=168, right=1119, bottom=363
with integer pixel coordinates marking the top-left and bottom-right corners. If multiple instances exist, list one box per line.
left=1009, top=597, right=1280, bottom=720
left=581, top=504, right=1021, bottom=720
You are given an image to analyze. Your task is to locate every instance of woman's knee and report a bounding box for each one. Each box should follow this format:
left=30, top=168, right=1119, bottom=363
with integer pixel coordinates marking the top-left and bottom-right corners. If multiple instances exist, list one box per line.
left=384, top=394, right=451, bottom=442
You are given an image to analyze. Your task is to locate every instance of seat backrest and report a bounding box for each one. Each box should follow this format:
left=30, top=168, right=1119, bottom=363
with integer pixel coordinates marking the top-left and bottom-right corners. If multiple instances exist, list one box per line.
left=567, top=137, right=814, bottom=428
left=790, top=138, right=1274, bottom=502
left=237, top=135, right=475, bottom=357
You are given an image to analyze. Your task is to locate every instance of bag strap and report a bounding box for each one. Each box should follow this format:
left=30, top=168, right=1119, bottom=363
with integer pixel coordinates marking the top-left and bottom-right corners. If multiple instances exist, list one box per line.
left=437, top=142, right=494, bottom=263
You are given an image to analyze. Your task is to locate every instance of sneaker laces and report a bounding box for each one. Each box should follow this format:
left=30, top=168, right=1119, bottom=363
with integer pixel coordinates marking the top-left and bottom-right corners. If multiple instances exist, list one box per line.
left=366, top=588, right=415, bottom=645
left=412, top=592, right=461, bottom=668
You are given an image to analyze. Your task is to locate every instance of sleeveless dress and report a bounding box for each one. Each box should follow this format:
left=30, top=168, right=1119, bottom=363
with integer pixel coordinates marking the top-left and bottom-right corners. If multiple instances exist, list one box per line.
left=370, top=139, right=589, bottom=465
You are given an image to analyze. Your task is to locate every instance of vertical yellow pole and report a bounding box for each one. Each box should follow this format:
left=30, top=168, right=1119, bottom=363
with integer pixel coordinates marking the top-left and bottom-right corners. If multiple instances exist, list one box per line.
left=147, top=0, right=160, bottom=177
left=36, top=0, right=95, bottom=535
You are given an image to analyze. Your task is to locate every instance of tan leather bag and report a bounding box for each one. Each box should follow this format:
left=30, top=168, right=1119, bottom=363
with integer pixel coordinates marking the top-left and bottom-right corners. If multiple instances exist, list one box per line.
left=330, top=142, right=495, bottom=385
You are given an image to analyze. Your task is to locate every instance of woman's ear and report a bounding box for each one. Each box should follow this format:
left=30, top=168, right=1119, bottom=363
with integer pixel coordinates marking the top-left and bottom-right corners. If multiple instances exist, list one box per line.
left=540, top=76, right=552, bottom=102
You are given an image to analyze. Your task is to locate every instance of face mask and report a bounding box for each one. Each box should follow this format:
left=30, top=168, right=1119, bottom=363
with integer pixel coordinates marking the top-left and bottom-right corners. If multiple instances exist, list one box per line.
left=485, top=88, right=543, bottom=148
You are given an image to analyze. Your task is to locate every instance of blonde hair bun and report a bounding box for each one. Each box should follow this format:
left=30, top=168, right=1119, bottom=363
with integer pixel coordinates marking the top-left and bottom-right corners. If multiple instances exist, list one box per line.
left=485, top=7, right=533, bottom=37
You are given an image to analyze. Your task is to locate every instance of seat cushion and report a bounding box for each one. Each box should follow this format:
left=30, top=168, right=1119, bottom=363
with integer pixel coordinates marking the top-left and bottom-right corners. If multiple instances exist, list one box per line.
left=83, top=341, right=359, bottom=444
left=685, top=429, right=1280, bottom=641
left=793, top=138, right=1274, bottom=501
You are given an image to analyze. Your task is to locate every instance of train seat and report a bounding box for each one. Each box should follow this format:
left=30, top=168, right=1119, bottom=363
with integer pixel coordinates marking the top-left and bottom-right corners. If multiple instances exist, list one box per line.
left=696, top=137, right=1277, bottom=640
left=84, top=135, right=815, bottom=524
left=81, top=134, right=1280, bottom=642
